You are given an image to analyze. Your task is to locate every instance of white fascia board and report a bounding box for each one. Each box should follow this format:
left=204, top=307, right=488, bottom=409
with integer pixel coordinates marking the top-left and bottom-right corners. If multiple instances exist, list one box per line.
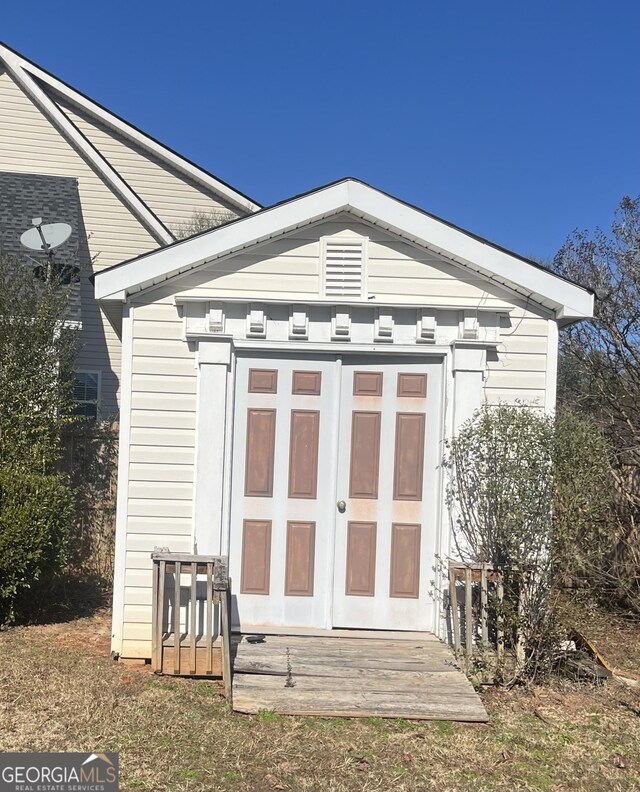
left=95, top=179, right=594, bottom=321
left=4, top=47, right=260, bottom=214
left=0, top=47, right=173, bottom=246
left=175, top=295, right=514, bottom=313
left=346, top=182, right=594, bottom=321
left=95, top=182, right=351, bottom=299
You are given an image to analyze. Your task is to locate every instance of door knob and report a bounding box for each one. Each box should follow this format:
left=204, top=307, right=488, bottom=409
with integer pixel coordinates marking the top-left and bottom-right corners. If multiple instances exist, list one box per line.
left=337, top=500, right=346, bottom=513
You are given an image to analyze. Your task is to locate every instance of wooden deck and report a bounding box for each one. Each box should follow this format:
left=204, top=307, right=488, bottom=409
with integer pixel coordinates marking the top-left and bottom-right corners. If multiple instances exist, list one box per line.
left=231, top=633, right=488, bottom=722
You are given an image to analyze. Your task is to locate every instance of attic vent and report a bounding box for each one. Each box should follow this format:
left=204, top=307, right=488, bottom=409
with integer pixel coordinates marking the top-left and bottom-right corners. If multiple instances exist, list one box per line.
left=322, top=237, right=367, bottom=298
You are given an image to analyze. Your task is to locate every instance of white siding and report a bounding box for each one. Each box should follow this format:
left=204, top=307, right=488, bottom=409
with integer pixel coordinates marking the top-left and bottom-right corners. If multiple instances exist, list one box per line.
left=121, top=299, right=197, bottom=656
left=59, top=99, right=243, bottom=233
left=486, top=312, right=549, bottom=408
left=145, top=218, right=524, bottom=308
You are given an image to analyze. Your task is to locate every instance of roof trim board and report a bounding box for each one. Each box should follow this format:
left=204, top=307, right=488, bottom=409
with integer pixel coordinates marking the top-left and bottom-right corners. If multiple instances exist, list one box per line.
left=0, top=42, right=261, bottom=216
left=94, top=179, right=594, bottom=323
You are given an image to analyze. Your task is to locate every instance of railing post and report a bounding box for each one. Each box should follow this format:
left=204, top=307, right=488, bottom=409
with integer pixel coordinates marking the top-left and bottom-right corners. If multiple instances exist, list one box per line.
left=173, top=561, right=181, bottom=675
left=206, top=562, right=213, bottom=677
left=516, top=579, right=526, bottom=667
left=449, top=569, right=460, bottom=652
left=496, top=576, right=504, bottom=660
left=221, top=577, right=233, bottom=705
left=189, top=562, right=197, bottom=675
left=464, top=566, right=473, bottom=672
left=480, top=566, right=488, bottom=646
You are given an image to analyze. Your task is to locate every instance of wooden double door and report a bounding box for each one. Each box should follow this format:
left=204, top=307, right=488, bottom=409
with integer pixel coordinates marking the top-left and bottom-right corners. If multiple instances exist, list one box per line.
left=229, top=354, right=442, bottom=632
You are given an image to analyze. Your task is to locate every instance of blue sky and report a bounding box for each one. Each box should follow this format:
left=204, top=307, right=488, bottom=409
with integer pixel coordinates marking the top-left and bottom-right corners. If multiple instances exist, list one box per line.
left=3, top=1, right=639, bottom=260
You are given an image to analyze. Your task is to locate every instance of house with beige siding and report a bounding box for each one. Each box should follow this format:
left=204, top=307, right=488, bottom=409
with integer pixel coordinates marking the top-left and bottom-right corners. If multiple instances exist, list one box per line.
left=0, top=41, right=258, bottom=416
left=95, top=179, right=594, bottom=660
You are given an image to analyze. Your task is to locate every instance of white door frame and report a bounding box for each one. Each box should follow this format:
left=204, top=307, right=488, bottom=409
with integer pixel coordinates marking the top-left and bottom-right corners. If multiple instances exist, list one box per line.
left=192, top=336, right=488, bottom=636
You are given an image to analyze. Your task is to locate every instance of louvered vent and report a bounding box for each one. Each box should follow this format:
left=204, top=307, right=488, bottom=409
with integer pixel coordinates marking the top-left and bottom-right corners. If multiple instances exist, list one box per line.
left=323, top=238, right=366, bottom=298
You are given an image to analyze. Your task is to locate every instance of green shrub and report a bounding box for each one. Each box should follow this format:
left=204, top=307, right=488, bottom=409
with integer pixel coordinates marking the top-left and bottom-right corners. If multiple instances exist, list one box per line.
left=0, top=471, right=74, bottom=624
left=445, top=403, right=627, bottom=680
left=553, top=409, right=613, bottom=583
left=0, top=254, right=79, bottom=474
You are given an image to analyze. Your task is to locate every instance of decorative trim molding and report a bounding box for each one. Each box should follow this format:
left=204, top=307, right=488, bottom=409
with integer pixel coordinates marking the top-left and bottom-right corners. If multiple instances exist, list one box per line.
left=417, top=310, right=436, bottom=343
left=462, top=311, right=479, bottom=340
left=289, top=306, right=309, bottom=339
left=331, top=308, right=351, bottom=340
left=450, top=339, right=495, bottom=373
left=208, top=302, right=225, bottom=334
left=246, top=304, right=267, bottom=338
left=374, top=308, right=394, bottom=342
left=198, top=338, right=232, bottom=365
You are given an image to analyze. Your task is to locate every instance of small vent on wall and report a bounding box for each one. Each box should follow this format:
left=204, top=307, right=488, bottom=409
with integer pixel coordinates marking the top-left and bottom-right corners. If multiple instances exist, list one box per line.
left=322, top=237, right=366, bottom=298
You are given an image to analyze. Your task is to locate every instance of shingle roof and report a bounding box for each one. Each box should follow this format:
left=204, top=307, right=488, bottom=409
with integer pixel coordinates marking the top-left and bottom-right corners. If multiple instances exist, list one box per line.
left=0, top=171, right=85, bottom=322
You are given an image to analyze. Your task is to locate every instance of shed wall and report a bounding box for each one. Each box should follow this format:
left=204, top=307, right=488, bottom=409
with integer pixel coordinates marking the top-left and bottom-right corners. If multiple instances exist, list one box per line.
left=115, top=219, right=552, bottom=657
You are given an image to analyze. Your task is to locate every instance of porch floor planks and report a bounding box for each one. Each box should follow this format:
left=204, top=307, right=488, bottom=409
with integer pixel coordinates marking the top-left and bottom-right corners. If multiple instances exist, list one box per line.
left=231, top=634, right=487, bottom=722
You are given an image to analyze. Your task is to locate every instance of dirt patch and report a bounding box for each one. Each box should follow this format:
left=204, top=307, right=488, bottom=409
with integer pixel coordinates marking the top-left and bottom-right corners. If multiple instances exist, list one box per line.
left=2, top=610, right=640, bottom=791
left=556, top=592, right=640, bottom=677
left=7, top=606, right=113, bottom=656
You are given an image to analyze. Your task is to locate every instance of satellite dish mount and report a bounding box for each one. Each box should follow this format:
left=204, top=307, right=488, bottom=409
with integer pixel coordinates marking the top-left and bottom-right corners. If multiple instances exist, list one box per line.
left=20, top=218, right=73, bottom=283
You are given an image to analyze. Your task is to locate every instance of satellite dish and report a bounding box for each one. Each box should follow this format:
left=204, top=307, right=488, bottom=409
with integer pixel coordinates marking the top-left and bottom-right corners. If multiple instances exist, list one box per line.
left=20, top=220, right=72, bottom=253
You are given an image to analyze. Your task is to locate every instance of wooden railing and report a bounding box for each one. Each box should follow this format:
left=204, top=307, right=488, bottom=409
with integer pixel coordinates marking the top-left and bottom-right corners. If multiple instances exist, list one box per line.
left=151, top=551, right=233, bottom=701
left=448, top=562, right=505, bottom=671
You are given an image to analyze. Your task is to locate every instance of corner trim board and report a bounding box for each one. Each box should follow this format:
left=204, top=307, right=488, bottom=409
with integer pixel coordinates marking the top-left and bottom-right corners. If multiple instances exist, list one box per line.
left=110, top=302, right=134, bottom=656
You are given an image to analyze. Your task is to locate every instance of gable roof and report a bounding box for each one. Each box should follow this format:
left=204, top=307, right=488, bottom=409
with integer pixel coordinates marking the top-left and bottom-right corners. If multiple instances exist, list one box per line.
left=94, top=178, right=594, bottom=323
left=0, top=42, right=261, bottom=246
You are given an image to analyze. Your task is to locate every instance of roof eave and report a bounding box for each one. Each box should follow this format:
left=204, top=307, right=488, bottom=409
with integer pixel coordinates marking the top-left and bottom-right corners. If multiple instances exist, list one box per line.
left=95, top=180, right=594, bottom=323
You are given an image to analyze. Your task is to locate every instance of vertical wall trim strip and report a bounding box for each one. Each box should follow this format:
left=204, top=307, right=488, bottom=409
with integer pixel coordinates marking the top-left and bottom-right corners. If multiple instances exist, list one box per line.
left=220, top=351, right=237, bottom=557
left=545, top=319, right=558, bottom=414
left=110, top=301, right=134, bottom=656
left=194, top=340, right=232, bottom=554
left=325, top=356, right=342, bottom=628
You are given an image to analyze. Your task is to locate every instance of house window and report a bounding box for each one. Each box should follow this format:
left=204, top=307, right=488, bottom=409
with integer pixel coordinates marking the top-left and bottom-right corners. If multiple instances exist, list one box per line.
left=321, top=236, right=367, bottom=299
left=72, top=371, right=100, bottom=419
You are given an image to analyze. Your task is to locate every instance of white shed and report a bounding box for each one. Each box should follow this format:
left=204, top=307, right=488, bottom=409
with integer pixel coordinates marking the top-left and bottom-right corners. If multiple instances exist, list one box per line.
left=95, top=179, right=593, bottom=660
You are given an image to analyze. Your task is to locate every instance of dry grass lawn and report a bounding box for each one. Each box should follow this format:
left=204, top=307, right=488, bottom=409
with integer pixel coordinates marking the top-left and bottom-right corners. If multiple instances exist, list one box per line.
left=1, top=606, right=639, bottom=791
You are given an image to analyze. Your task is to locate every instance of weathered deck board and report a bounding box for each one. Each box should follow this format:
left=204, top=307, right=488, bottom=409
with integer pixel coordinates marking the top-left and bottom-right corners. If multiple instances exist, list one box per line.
left=232, top=634, right=487, bottom=722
